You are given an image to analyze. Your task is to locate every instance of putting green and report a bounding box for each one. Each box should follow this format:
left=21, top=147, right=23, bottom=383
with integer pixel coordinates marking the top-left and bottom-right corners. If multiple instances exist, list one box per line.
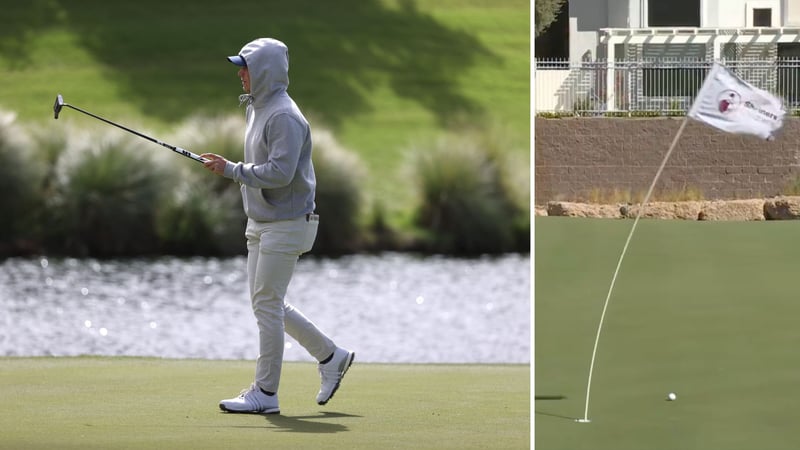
left=1, top=357, right=529, bottom=449
left=535, top=217, right=800, bottom=449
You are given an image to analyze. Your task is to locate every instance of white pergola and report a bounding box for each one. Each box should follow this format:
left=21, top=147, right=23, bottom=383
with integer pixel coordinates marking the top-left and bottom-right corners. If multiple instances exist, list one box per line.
left=599, top=27, right=800, bottom=110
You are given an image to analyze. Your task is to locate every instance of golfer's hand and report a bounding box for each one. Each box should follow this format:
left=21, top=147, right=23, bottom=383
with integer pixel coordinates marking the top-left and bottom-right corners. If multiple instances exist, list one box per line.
left=201, top=153, right=228, bottom=176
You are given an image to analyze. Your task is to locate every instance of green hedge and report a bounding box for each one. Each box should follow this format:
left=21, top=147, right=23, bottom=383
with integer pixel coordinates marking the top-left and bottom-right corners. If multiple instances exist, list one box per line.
left=0, top=112, right=529, bottom=257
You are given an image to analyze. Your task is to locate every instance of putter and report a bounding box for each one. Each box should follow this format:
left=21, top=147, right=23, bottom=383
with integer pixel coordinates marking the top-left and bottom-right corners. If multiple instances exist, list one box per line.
left=53, top=94, right=207, bottom=163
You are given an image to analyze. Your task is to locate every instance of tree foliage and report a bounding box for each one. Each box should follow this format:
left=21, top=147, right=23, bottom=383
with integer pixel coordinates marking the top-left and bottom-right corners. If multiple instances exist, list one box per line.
left=535, top=0, right=566, bottom=37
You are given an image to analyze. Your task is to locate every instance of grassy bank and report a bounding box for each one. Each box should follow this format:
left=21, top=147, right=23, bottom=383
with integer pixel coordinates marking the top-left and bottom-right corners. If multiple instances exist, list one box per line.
left=0, top=0, right=529, bottom=218
left=0, top=357, right=529, bottom=449
left=535, top=217, right=800, bottom=449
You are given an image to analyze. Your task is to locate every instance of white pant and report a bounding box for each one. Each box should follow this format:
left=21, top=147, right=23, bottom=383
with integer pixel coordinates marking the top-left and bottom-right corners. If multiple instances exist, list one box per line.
left=245, top=215, right=335, bottom=393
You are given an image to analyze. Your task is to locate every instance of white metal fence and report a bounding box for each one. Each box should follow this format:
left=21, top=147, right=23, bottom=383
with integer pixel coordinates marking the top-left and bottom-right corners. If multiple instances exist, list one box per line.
left=534, top=58, right=800, bottom=115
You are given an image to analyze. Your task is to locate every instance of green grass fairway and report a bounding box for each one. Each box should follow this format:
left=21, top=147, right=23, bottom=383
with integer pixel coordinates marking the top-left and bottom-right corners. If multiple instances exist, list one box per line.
left=0, top=358, right=529, bottom=449
left=535, top=217, right=800, bottom=450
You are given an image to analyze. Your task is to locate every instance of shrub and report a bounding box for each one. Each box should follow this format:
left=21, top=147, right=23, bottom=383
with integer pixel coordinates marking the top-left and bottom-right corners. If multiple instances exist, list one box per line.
left=572, top=96, right=602, bottom=115
left=155, top=182, right=208, bottom=255
left=441, top=124, right=530, bottom=252
left=0, top=111, right=44, bottom=254
left=476, top=125, right=530, bottom=252
left=409, top=134, right=520, bottom=255
left=28, top=121, right=71, bottom=174
left=365, top=199, right=407, bottom=251
left=45, top=131, right=165, bottom=257
left=782, top=176, right=800, bottom=196
left=155, top=180, right=246, bottom=256
left=585, top=185, right=706, bottom=204
left=168, top=115, right=245, bottom=194
left=310, top=127, right=366, bottom=254
left=155, top=115, right=247, bottom=255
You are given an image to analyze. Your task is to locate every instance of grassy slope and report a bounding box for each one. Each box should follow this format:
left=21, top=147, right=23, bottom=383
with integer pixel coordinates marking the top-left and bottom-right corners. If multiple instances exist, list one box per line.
left=535, top=217, right=800, bottom=450
left=0, top=358, right=529, bottom=449
left=0, top=0, right=529, bottom=221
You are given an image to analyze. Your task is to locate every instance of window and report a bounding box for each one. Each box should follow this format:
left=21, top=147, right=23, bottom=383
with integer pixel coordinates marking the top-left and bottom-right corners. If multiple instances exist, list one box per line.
left=778, top=43, right=800, bottom=59
left=753, top=8, right=772, bottom=26
left=648, top=0, right=700, bottom=27
left=642, top=44, right=705, bottom=97
left=778, top=44, right=800, bottom=106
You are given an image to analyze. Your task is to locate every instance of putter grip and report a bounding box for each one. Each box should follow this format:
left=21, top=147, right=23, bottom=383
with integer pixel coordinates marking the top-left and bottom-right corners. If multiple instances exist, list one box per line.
left=174, top=146, right=207, bottom=163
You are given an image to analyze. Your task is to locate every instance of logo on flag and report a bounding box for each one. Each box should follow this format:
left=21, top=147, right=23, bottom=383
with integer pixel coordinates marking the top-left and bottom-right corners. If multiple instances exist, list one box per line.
left=717, top=90, right=740, bottom=113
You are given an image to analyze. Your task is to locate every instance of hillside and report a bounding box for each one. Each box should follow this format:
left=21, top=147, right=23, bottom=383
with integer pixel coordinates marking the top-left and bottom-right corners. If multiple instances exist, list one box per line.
left=0, top=0, right=530, bottom=218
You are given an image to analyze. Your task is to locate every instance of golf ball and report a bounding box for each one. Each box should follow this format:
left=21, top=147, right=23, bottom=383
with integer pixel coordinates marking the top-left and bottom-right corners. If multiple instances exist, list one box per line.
left=667, top=392, right=677, bottom=401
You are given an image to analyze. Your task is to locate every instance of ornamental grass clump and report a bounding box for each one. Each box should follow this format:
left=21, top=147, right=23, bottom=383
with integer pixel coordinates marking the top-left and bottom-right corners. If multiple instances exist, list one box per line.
left=410, top=134, right=520, bottom=255
left=46, top=129, right=165, bottom=256
left=155, top=180, right=245, bottom=256
left=309, top=127, right=367, bottom=254
left=0, top=111, right=45, bottom=253
left=155, top=115, right=247, bottom=255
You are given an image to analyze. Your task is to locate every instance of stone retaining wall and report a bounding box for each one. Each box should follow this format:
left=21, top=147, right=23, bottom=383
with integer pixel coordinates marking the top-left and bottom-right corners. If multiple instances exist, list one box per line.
left=534, top=117, right=800, bottom=205
left=539, top=196, right=800, bottom=221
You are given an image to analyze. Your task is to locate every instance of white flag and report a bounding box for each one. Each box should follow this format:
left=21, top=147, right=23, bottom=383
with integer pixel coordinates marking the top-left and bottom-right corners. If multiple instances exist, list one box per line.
left=688, top=62, right=786, bottom=140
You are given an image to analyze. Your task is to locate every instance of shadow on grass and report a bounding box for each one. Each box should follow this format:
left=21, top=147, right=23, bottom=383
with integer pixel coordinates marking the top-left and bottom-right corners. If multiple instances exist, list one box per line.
left=3, top=0, right=497, bottom=128
left=263, top=411, right=362, bottom=433
left=535, top=410, right=578, bottom=422
left=534, top=395, right=576, bottom=422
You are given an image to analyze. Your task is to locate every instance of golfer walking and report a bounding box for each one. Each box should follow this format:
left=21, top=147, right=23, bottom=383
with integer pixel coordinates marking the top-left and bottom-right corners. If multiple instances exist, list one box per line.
left=202, top=38, right=354, bottom=414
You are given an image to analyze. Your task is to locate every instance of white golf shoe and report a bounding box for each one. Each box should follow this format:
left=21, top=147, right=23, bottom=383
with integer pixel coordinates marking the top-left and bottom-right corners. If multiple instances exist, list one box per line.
left=219, top=383, right=280, bottom=414
left=316, top=347, right=355, bottom=405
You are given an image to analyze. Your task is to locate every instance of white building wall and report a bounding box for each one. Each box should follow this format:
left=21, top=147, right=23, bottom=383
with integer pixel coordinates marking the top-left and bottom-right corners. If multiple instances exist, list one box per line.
left=608, top=0, right=630, bottom=27
left=703, top=0, right=721, bottom=26
left=565, top=0, right=791, bottom=63
left=602, top=0, right=787, bottom=28
left=712, top=0, right=781, bottom=27
left=569, top=0, right=610, bottom=62
left=706, top=0, right=747, bottom=28
left=570, top=19, right=598, bottom=62
left=787, top=0, right=800, bottom=25
left=571, top=0, right=610, bottom=31
left=629, top=0, right=644, bottom=27
left=533, top=69, right=574, bottom=112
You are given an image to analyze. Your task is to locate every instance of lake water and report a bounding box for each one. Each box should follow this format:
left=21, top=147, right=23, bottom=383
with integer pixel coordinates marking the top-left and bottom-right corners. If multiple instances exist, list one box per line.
left=0, top=253, right=530, bottom=364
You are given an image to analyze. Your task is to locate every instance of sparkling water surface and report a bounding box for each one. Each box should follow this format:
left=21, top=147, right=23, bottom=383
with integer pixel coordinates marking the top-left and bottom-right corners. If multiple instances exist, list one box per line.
left=0, top=253, right=530, bottom=364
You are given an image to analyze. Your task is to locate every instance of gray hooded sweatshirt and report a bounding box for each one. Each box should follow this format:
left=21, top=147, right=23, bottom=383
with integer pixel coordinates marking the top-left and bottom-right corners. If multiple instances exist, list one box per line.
left=222, top=38, right=316, bottom=222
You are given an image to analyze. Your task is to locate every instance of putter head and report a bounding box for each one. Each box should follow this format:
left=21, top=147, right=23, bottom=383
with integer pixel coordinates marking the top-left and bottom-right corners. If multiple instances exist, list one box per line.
left=53, top=94, right=64, bottom=119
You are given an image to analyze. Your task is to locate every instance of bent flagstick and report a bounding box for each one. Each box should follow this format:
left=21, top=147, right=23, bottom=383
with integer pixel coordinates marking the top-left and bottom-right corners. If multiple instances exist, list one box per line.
left=577, top=63, right=786, bottom=424
left=577, top=117, right=689, bottom=424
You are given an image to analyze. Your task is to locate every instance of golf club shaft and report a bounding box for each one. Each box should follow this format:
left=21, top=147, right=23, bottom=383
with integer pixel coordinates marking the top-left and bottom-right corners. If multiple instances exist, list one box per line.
left=63, top=103, right=207, bottom=163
